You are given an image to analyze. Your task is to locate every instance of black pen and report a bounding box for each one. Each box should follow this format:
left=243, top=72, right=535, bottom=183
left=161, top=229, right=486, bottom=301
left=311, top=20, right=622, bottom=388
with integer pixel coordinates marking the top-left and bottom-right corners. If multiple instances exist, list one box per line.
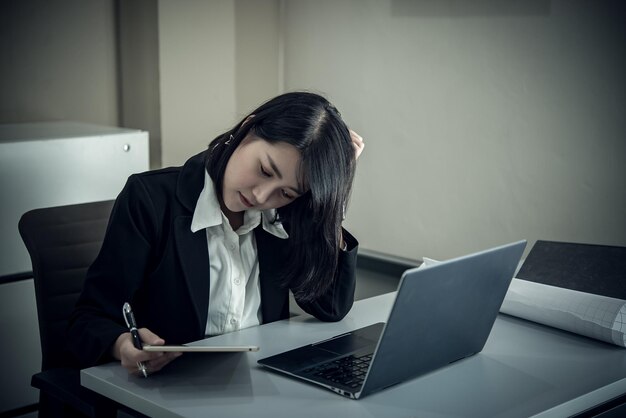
left=122, top=302, right=148, bottom=378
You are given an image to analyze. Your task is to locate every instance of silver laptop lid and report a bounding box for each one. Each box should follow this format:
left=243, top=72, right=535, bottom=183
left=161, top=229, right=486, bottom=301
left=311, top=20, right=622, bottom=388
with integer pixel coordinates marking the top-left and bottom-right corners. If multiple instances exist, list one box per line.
left=359, top=240, right=526, bottom=398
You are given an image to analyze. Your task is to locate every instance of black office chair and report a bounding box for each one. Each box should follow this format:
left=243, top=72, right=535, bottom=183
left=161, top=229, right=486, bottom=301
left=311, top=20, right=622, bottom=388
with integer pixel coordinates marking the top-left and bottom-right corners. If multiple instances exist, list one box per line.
left=18, top=200, right=118, bottom=418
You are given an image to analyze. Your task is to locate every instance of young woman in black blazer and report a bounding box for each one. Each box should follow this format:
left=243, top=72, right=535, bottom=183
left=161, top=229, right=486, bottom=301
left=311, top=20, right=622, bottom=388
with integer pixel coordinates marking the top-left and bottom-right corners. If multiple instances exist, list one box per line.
left=68, top=92, right=364, bottom=375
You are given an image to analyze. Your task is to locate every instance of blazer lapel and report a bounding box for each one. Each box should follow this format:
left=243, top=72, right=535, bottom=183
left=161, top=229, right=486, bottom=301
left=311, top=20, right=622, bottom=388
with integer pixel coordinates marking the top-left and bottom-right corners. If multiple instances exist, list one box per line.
left=174, top=215, right=210, bottom=336
left=256, top=228, right=290, bottom=322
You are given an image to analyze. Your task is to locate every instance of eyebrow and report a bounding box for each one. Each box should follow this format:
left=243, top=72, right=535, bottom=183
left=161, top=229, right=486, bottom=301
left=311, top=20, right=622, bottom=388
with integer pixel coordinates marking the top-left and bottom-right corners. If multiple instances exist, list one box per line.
left=266, top=153, right=305, bottom=195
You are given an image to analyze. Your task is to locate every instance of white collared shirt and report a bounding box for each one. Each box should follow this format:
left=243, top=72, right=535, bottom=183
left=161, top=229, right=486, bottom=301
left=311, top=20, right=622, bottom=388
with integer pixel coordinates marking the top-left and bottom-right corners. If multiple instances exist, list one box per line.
left=191, top=172, right=288, bottom=337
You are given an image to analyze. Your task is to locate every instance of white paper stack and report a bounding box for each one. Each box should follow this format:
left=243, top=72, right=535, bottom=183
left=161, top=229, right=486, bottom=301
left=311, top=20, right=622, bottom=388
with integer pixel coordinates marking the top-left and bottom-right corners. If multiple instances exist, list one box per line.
left=500, top=278, right=626, bottom=347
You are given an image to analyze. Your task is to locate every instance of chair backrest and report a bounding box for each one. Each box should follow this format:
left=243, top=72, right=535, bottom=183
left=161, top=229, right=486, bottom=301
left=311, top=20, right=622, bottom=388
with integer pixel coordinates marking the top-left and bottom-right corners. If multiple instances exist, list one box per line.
left=18, top=200, right=114, bottom=371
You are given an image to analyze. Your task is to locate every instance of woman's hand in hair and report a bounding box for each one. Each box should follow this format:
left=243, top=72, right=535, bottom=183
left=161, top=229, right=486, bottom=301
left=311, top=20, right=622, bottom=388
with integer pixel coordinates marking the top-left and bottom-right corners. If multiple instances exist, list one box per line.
left=349, top=130, right=365, bottom=160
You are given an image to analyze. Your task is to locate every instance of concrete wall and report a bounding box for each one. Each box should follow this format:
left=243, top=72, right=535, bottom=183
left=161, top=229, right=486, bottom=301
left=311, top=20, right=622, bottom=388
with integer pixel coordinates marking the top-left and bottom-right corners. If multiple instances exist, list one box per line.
left=158, top=0, right=280, bottom=167
left=282, top=0, right=626, bottom=260
left=0, top=0, right=119, bottom=126
left=3, top=1, right=624, bottom=260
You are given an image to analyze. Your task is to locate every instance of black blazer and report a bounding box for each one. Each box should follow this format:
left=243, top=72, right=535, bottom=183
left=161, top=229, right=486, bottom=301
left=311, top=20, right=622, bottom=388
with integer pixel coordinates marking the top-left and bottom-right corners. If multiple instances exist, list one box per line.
left=67, top=151, right=358, bottom=367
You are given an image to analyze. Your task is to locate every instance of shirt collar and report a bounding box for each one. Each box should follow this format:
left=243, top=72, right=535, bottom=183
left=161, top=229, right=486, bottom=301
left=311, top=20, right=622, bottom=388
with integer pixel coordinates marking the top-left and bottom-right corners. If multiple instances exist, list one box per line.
left=191, top=171, right=288, bottom=239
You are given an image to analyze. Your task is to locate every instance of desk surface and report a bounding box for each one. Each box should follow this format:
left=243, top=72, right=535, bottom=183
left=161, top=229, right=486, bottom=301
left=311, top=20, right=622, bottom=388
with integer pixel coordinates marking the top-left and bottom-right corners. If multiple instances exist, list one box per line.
left=81, top=293, right=626, bottom=418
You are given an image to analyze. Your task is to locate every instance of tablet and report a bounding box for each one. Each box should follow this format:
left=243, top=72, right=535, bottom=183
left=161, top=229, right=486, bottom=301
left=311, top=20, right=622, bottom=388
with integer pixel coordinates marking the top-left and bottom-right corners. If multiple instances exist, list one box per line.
left=143, top=345, right=259, bottom=352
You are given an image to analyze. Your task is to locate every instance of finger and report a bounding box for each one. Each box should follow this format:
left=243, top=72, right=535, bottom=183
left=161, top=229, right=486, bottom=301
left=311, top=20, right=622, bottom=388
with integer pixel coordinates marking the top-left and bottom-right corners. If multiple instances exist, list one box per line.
left=353, top=142, right=364, bottom=160
left=121, top=350, right=161, bottom=368
left=349, top=130, right=365, bottom=160
left=349, top=130, right=364, bottom=144
left=120, top=339, right=164, bottom=364
left=145, top=352, right=182, bottom=374
left=136, top=350, right=165, bottom=363
left=353, top=140, right=365, bottom=151
left=349, top=129, right=361, bottom=139
left=156, top=353, right=183, bottom=371
left=138, top=328, right=165, bottom=346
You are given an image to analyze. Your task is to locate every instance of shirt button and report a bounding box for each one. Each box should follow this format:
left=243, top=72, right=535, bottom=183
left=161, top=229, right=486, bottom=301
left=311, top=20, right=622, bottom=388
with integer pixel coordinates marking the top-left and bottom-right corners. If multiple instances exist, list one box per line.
left=234, top=278, right=241, bottom=285
left=230, top=318, right=238, bottom=325
left=229, top=243, right=236, bottom=251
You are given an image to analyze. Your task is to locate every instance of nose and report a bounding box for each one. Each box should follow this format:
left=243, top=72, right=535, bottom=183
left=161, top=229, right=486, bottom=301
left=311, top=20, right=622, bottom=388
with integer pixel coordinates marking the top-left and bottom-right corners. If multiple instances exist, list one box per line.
left=252, top=184, right=272, bottom=206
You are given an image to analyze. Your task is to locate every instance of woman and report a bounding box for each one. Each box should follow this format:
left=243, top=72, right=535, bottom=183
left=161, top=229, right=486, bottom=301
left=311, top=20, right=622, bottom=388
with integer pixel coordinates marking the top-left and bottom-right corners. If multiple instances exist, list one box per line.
left=68, top=92, right=364, bottom=376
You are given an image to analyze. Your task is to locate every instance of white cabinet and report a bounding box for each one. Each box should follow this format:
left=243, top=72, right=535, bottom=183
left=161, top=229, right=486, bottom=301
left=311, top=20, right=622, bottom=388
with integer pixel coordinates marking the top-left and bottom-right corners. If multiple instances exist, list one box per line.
left=0, top=121, right=149, bottom=414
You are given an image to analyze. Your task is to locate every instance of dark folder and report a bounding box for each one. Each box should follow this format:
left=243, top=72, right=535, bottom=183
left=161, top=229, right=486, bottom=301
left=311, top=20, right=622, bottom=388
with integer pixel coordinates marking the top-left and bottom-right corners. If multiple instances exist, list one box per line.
left=516, top=240, right=626, bottom=299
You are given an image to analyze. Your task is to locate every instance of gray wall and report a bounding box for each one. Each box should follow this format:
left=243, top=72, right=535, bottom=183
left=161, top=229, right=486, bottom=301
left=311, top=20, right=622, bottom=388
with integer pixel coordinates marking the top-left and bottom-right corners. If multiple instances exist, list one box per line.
left=0, top=0, right=163, bottom=168
left=158, top=0, right=281, bottom=167
left=2, top=0, right=625, bottom=260
left=0, top=0, right=119, bottom=126
left=157, top=0, right=626, bottom=260
left=282, top=0, right=626, bottom=260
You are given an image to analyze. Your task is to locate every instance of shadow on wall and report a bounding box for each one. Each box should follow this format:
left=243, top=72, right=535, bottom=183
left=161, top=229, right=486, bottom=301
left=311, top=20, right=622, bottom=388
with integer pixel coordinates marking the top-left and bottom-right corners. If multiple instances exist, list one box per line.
left=391, top=0, right=551, bottom=17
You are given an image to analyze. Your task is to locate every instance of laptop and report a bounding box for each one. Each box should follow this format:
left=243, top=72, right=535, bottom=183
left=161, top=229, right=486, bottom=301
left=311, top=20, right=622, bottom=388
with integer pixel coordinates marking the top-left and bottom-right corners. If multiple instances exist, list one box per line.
left=258, top=240, right=526, bottom=399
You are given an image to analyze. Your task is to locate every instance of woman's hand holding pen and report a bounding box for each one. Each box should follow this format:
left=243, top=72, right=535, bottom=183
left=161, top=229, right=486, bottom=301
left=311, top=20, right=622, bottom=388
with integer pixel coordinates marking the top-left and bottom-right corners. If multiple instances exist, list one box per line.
left=112, top=328, right=182, bottom=376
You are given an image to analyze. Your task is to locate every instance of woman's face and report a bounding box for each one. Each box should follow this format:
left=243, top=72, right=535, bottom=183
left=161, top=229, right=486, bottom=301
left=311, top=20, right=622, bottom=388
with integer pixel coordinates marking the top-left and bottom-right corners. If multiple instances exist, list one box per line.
left=222, top=133, right=305, bottom=213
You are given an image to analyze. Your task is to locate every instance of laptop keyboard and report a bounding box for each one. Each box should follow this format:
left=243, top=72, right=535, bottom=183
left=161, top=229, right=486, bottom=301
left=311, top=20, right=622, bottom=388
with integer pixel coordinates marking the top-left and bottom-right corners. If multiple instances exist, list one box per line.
left=303, top=353, right=373, bottom=389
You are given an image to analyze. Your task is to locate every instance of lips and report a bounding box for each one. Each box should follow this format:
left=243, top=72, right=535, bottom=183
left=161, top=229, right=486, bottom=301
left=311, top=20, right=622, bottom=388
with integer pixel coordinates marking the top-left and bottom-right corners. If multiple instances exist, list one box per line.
left=239, top=192, right=254, bottom=208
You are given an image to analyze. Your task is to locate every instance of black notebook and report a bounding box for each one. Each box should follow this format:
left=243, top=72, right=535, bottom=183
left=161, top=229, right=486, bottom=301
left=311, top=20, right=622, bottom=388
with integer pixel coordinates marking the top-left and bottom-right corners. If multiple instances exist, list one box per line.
left=516, top=240, right=626, bottom=300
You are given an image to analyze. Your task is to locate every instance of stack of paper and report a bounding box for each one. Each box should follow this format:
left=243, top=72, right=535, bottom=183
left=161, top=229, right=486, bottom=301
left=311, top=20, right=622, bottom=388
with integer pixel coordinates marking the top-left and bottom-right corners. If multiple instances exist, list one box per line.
left=500, top=278, right=626, bottom=347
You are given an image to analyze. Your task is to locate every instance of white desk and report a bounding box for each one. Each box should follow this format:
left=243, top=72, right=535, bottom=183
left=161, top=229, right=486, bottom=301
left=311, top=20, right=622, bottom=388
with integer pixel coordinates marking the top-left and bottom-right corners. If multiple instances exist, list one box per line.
left=81, top=293, right=626, bottom=418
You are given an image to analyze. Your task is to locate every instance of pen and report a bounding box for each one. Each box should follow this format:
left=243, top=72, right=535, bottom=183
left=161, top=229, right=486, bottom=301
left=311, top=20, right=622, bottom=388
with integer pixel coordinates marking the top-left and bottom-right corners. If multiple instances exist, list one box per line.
left=122, top=302, right=148, bottom=378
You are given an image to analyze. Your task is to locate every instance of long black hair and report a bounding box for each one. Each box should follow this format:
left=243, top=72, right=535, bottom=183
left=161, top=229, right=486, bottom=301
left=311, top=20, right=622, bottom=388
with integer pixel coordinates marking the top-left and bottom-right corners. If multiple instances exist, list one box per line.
left=205, top=92, right=355, bottom=301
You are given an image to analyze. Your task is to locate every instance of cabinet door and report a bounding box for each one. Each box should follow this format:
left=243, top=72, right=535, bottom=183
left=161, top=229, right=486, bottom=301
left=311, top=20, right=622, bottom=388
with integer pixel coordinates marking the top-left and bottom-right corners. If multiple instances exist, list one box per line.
left=0, top=131, right=149, bottom=277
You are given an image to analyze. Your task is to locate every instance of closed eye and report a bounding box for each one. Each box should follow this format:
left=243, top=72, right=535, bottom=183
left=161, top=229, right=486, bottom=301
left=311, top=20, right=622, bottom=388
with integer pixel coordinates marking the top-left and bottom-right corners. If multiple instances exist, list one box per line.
left=260, top=164, right=272, bottom=177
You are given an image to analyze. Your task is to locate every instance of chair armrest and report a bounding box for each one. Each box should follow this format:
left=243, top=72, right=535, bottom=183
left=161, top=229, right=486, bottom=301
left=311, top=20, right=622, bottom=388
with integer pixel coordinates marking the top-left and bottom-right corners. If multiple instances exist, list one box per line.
left=32, top=368, right=118, bottom=417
